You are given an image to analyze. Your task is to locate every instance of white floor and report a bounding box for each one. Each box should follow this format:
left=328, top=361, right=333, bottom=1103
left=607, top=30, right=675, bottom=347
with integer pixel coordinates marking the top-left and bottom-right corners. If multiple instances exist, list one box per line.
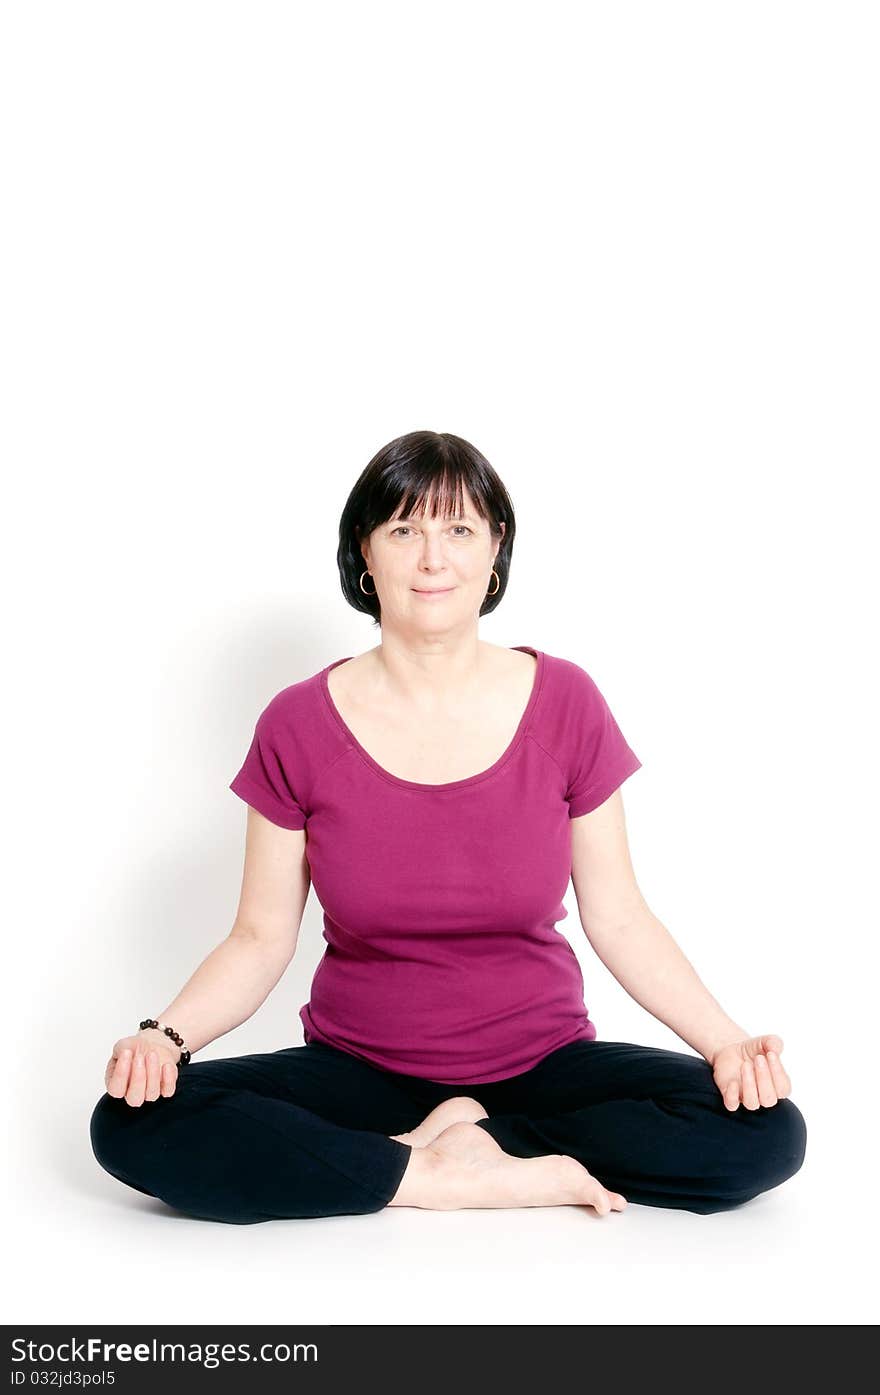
left=9, top=1090, right=869, bottom=1327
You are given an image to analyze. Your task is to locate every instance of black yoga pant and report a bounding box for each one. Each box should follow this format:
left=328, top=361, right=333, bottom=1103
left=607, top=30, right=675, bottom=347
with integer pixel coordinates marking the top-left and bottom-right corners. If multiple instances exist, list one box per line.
left=89, top=1037, right=807, bottom=1224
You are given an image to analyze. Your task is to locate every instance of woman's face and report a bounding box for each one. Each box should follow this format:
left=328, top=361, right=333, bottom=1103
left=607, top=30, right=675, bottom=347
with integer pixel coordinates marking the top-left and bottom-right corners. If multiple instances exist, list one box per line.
left=360, top=488, right=503, bottom=633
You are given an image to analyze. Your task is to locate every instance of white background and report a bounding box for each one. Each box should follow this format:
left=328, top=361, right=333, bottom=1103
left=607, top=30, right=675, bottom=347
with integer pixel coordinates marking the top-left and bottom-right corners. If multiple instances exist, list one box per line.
left=3, top=0, right=877, bottom=1326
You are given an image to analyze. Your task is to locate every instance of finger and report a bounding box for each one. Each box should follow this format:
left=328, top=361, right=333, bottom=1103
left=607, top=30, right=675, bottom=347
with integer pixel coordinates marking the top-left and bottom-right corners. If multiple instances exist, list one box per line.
left=765, top=1050, right=791, bottom=1098
left=723, top=1079, right=740, bottom=1111
left=160, top=1061, right=176, bottom=1097
left=754, top=1053, right=778, bottom=1107
left=126, top=1048, right=147, bottom=1107
left=144, top=1050, right=161, bottom=1102
left=107, top=1049, right=132, bottom=1098
left=741, top=1058, right=760, bottom=1110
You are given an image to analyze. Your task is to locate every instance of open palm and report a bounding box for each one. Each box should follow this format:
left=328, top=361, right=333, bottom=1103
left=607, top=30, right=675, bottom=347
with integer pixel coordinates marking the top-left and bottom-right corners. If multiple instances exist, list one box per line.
left=711, top=1034, right=792, bottom=1111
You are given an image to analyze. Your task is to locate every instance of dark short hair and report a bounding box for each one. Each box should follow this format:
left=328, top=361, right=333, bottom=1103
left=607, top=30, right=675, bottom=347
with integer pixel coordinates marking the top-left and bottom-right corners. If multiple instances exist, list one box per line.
left=337, top=430, right=517, bottom=627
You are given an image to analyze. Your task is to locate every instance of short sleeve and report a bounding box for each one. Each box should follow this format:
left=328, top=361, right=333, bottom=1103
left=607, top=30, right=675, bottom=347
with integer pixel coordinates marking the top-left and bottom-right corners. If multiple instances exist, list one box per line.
left=229, top=698, right=307, bottom=830
left=565, top=666, right=642, bottom=819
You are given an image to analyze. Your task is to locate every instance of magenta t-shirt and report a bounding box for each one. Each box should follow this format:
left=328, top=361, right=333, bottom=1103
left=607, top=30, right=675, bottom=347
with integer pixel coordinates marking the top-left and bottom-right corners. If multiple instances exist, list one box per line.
left=229, top=646, right=642, bottom=1085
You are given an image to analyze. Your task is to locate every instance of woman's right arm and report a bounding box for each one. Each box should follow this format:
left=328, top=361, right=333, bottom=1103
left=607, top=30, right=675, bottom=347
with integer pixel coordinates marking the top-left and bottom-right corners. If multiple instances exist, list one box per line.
left=106, top=810, right=311, bottom=1104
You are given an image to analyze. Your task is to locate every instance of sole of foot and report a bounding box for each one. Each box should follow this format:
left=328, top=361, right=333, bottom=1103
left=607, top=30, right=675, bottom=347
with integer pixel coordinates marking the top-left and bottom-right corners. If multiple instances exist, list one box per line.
left=390, top=1096, right=489, bottom=1148
left=401, top=1120, right=628, bottom=1214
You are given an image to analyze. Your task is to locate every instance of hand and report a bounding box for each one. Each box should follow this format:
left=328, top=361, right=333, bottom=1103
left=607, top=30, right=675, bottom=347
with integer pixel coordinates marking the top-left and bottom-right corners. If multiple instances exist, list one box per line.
left=710, top=1034, right=792, bottom=1111
left=104, top=1032, right=180, bottom=1108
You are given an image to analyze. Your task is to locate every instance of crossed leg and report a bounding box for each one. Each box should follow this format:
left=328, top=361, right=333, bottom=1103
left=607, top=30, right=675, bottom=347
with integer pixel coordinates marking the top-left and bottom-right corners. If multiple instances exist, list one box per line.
left=386, top=1095, right=628, bottom=1215
left=389, top=1094, right=488, bottom=1145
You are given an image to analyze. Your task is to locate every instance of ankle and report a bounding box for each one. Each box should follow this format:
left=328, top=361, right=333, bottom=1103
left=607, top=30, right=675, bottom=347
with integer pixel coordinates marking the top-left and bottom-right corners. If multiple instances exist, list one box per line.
left=386, top=1142, right=447, bottom=1208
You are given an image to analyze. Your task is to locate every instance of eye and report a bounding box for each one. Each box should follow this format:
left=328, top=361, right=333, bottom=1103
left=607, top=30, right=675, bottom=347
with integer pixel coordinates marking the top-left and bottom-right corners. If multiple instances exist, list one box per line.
left=390, top=525, right=473, bottom=537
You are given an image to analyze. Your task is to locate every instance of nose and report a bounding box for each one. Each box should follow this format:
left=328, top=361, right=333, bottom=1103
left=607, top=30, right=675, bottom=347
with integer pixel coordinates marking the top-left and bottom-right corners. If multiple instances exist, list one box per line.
left=414, top=541, right=450, bottom=575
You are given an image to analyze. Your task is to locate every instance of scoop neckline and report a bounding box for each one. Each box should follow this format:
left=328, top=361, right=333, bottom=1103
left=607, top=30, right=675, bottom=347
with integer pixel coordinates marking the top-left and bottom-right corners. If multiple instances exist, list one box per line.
left=319, top=645, right=545, bottom=793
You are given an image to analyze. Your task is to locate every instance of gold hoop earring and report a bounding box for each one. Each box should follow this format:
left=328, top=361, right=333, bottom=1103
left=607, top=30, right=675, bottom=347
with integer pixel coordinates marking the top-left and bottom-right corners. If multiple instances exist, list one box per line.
left=486, top=569, right=500, bottom=596
left=359, top=569, right=377, bottom=596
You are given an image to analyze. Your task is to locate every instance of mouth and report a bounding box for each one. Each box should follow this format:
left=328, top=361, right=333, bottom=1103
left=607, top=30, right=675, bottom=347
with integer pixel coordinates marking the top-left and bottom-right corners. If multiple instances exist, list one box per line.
left=412, top=587, right=455, bottom=595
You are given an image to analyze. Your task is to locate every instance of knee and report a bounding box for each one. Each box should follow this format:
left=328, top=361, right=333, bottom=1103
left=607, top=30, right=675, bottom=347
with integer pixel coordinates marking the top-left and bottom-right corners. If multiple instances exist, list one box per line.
left=763, top=1097, right=807, bottom=1183
left=89, top=1089, right=268, bottom=1225
left=736, top=1097, right=808, bottom=1203
left=89, top=1092, right=133, bottom=1176
left=89, top=1089, right=172, bottom=1180
left=680, top=1098, right=808, bottom=1216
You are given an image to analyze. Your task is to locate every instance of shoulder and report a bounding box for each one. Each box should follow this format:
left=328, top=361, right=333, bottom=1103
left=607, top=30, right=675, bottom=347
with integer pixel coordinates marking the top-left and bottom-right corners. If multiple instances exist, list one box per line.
left=248, top=660, right=348, bottom=758
left=237, top=661, right=351, bottom=803
left=532, top=651, right=642, bottom=814
left=529, top=650, right=633, bottom=754
left=536, top=650, right=604, bottom=712
left=254, top=668, right=322, bottom=731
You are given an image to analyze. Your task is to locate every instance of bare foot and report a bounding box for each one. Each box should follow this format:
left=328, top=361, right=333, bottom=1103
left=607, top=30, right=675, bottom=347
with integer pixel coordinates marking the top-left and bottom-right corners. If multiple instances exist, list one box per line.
left=388, top=1120, right=628, bottom=1215
left=389, top=1095, right=489, bottom=1147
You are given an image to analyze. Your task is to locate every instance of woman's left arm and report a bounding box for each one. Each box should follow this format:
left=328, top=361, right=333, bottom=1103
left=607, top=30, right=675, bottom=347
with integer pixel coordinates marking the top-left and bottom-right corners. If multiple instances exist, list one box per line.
left=570, top=791, right=793, bottom=1110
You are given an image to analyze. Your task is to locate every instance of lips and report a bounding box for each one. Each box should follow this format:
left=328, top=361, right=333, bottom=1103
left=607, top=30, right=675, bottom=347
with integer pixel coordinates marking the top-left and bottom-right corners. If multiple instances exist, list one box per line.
left=412, top=587, right=454, bottom=594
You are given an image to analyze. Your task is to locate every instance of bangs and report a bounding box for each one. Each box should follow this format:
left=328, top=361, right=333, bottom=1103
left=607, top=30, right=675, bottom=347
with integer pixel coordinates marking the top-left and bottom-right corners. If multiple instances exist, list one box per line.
left=386, top=468, right=490, bottom=529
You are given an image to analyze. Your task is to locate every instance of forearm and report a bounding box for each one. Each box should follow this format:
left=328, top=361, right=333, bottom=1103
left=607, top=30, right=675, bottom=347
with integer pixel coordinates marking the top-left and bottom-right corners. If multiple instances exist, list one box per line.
left=137, top=933, right=291, bottom=1061
left=587, top=906, right=749, bottom=1062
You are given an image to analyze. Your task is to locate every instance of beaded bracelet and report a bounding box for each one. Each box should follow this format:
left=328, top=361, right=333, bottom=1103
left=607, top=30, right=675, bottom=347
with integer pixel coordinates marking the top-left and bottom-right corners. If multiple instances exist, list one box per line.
left=139, top=1018, right=192, bottom=1065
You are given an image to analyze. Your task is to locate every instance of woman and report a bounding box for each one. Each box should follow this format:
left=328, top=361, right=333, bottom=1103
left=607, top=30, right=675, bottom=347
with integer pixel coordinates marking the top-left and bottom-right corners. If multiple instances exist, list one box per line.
left=90, top=430, right=807, bottom=1223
